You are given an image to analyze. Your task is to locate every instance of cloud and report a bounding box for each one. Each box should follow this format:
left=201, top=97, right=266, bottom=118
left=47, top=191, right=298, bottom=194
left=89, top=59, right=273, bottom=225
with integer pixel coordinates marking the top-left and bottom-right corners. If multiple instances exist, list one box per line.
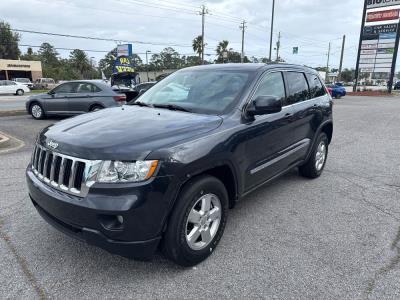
left=1, top=0, right=365, bottom=68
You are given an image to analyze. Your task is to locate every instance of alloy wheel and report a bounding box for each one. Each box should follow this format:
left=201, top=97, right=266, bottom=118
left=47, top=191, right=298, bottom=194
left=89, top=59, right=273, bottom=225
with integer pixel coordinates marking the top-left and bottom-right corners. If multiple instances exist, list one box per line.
left=31, top=105, right=42, bottom=119
left=185, top=193, right=222, bottom=251
left=315, top=141, right=327, bottom=171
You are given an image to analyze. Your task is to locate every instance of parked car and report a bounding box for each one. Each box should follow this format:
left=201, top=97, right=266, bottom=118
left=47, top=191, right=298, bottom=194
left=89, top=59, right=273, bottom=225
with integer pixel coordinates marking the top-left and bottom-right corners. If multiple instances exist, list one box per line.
left=393, top=81, right=400, bottom=90
left=326, top=83, right=346, bottom=99
left=12, top=78, right=34, bottom=88
left=0, top=80, right=30, bottom=95
left=25, top=80, right=127, bottom=119
left=135, top=81, right=156, bottom=93
left=26, top=64, right=333, bottom=266
left=34, top=78, right=57, bottom=90
left=127, top=82, right=157, bottom=103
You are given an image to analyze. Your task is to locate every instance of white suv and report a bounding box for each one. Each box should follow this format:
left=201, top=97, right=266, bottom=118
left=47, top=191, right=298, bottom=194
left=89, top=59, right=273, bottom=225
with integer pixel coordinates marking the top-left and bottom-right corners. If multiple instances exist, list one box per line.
left=0, top=80, right=30, bottom=96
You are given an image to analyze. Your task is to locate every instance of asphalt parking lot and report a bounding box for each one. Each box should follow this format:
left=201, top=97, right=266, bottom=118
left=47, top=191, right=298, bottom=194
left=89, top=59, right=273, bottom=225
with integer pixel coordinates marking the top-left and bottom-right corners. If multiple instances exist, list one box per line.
left=0, top=96, right=399, bottom=299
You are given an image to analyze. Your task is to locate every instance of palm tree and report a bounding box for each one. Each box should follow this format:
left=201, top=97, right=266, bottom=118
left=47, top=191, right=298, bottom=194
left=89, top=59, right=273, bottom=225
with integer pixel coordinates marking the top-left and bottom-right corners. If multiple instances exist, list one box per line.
left=192, top=35, right=203, bottom=64
left=216, top=40, right=229, bottom=63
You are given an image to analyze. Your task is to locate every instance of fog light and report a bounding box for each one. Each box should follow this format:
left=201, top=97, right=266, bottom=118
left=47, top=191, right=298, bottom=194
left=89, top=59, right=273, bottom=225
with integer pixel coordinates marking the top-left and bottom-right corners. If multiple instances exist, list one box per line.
left=98, top=215, right=124, bottom=230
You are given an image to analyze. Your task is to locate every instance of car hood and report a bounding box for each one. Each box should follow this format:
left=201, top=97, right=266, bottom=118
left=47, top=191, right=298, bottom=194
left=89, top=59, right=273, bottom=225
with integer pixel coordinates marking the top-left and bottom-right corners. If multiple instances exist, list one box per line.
left=39, top=106, right=223, bottom=160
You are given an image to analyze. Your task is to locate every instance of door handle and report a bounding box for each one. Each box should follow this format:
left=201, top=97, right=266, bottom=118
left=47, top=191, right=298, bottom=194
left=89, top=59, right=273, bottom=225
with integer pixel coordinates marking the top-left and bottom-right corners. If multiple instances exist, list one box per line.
left=284, top=112, right=292, bottom=117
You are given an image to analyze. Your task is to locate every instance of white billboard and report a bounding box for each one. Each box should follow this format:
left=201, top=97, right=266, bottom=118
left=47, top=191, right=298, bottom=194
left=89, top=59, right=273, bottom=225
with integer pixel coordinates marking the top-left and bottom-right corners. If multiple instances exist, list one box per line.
left=367, top=0, right=400, bottom=9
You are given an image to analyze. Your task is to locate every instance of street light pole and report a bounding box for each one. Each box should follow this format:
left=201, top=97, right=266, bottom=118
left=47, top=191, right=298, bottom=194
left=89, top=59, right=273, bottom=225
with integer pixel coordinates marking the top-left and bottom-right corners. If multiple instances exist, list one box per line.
left=145, top=50, right=151, bottom=82
left=269, top=0, right=275, bottom=62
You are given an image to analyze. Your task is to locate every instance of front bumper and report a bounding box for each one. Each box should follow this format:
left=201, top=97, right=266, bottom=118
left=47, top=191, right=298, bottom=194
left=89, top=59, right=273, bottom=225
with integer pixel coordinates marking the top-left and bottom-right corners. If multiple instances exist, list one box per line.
left=26, top=167, right=178, bottom=259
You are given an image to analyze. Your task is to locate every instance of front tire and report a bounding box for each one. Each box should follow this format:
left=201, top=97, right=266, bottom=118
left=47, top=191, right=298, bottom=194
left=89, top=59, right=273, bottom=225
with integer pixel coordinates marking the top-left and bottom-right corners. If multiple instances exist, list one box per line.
left=30, top=103, right=45, bottom=120
left=162, top=175, right=228, bottom=267
left=16, top=89, right=24, bottom=96
left=299, top=132, right=328, bottom=178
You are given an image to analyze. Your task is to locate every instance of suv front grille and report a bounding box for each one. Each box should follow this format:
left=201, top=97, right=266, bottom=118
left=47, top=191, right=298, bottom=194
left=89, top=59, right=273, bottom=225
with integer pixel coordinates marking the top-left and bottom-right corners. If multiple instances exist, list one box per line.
left=31, top=144, right=99, bottom=197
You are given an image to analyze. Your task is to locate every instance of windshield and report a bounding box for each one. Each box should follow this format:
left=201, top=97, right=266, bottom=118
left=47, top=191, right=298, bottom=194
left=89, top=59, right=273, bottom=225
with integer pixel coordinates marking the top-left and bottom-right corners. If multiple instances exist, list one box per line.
left=136, top=69, right=251, bottom=115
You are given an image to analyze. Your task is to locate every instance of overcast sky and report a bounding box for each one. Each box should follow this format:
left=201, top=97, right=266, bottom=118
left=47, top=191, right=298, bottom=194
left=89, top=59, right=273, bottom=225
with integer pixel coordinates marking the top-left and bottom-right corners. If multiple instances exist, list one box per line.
left=1, top=0, right=365, bottom=69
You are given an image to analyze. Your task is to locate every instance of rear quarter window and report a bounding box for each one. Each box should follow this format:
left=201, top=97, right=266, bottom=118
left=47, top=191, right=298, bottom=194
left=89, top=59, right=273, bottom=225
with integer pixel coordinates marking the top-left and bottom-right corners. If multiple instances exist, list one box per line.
left=306, top=74, right=326, bottom=98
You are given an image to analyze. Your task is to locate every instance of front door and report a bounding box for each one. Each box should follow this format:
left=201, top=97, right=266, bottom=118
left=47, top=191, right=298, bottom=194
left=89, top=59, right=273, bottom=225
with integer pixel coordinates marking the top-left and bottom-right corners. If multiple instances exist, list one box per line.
left=44, top=83, right=77, bottom=114
left=243, top=71, right=297, bottom=191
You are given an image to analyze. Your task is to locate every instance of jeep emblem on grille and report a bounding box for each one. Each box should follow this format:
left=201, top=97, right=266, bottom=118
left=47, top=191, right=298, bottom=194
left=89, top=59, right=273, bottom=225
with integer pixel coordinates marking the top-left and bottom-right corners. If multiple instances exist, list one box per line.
left=47, top=140, right=59, bottom=149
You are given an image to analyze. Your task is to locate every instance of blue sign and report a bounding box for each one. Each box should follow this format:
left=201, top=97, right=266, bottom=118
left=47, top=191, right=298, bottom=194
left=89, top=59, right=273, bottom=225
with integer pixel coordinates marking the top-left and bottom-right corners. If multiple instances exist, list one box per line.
left=113, top=56, right=135, bottom=74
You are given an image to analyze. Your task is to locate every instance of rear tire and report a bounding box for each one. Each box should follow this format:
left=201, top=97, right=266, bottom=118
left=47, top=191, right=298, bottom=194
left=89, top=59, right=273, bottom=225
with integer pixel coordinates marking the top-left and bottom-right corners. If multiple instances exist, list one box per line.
left=335, top=94, right=341, bottom=99
left=90, top=105, right=104, bottom=112
left=30, top=103, right=45, bottom=120
left=16, top=89, right=24, bottom=96
left=162, top=175, right=228, bottom=267
left=299, top=133, right=328, bottom=178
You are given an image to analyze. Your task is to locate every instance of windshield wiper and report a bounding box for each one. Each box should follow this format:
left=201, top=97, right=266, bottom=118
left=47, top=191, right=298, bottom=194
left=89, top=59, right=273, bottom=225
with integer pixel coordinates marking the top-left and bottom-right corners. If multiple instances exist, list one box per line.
left=131, top=101, right=153, bottom=107
left=153, top=104, right=191, bottom=112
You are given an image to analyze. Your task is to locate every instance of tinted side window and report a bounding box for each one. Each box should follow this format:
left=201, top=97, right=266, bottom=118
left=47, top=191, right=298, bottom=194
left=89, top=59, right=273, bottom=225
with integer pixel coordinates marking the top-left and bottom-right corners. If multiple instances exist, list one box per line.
left=306, top=74, right=326, bottom=98
left=53, top=83, right=76, bottom=94
left=286, top=72, right=309, bottom=105
left=76, top=83, right=94, bottom=93
left=93, top=84, right=102, bottom=92
left=253, top=72, right=286, bottom=102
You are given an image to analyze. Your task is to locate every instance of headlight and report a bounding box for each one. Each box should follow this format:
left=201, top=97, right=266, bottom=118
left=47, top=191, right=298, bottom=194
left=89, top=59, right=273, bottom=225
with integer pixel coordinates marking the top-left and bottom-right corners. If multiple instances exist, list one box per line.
left=97, top=160, right=158, bottom=183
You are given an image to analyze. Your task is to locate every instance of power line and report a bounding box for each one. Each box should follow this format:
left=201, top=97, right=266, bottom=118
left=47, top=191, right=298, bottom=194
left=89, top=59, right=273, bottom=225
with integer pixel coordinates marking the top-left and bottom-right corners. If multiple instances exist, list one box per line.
left=11, top=28, right=197, bottom=48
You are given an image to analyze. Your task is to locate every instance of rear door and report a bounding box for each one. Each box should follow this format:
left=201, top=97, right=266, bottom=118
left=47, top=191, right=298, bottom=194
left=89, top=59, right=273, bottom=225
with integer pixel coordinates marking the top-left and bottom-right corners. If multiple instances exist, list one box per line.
left=66, top=82, right=96, bottom=113
left=284, top=71, right=323, bottom=160
left=0, top=81, right=7, bottom=94
left=45, top=83, right=77, bottom=114
left=243, top=71, right=297, bottom=190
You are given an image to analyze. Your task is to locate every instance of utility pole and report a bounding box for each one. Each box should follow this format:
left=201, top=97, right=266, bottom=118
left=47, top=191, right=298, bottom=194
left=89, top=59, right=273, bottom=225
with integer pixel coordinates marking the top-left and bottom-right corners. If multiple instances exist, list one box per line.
left=275, top=32, right=281, bottom=62
left=240, top=20, right=247, bottom=63
left=145, top=50, right=151, bottom=82
left=326, top=42, right=331, bottom=83
left=269, top=0, right=275, bottom=62
left=199, top=5, right=209, bottom=65
left=337, top=35, right=346, bottom=82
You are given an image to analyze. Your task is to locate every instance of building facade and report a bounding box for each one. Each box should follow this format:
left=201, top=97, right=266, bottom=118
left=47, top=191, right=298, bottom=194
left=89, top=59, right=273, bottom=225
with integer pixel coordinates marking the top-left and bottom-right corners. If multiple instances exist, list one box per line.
left=0, top=59, right=42, bottom=81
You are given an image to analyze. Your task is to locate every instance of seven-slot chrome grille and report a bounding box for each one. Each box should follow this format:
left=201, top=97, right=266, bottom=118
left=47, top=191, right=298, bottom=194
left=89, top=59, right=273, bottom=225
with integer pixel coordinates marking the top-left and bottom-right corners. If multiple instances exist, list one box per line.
left=31, top=144, right=98, bottom=197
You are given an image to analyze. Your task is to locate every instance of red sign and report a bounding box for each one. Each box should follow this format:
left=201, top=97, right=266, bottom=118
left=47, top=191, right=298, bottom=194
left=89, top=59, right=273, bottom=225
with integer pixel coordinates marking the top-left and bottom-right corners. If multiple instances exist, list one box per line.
left=367, top=9, right=400, bottom=22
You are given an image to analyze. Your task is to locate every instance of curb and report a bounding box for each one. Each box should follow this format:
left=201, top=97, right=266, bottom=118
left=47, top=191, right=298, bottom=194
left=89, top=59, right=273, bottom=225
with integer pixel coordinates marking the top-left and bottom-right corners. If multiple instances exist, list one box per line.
left=0, top=110, right=27, bottom=117
left=0, top=131, right=25, bottom=154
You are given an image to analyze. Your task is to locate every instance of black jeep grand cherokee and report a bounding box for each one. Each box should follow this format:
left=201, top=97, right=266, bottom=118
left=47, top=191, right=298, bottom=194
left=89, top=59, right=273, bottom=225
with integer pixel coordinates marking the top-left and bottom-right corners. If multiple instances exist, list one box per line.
left=27, top=64, right=333, bottom=266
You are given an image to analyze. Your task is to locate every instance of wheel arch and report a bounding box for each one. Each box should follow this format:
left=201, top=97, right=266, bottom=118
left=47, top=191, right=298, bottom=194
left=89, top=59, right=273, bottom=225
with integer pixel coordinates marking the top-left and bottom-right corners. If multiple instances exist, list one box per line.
left=89, top=102, right=105, bottom=111
left=29, top=100, right=42, bottom=112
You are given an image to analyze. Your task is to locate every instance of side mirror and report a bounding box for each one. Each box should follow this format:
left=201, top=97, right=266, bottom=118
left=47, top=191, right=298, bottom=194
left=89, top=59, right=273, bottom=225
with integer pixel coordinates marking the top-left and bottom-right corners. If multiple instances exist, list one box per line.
left=247, top=96, right=282, bottom=116
left=48, top=90, right=55, bottom=96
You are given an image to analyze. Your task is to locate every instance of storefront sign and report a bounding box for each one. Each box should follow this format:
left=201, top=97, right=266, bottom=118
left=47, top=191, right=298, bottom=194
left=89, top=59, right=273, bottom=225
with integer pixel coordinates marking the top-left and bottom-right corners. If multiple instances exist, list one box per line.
left=366, top=9, right=400, bottom=22
left=367, top=0, right=400, bottom=9
left=117, top=44, right=133, bottom=57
